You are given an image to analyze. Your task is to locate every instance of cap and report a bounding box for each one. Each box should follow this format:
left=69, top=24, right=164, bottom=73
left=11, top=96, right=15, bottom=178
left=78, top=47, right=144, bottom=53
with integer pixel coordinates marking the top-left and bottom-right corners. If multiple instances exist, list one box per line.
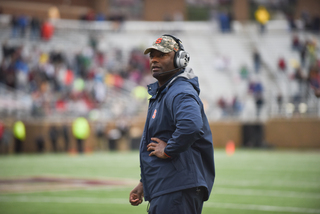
left=144, top=35, right=179, bottom=55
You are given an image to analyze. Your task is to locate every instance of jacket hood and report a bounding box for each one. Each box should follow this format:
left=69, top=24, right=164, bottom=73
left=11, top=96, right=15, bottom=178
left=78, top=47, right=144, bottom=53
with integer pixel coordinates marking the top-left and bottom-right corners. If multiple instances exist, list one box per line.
left=148, top=67, right=200, bottom=97
left=167, top=67, right=200, bottom=94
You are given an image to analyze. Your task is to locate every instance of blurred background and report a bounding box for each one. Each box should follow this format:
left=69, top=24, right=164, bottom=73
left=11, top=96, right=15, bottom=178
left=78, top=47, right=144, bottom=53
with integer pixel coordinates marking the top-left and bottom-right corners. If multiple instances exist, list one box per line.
left=0, top=0, right=319, bottom=154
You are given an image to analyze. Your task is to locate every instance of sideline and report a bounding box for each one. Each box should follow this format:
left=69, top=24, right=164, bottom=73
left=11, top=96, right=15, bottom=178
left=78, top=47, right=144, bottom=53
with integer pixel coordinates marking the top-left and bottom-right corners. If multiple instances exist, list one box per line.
left=0, top=196, right=319, bottom=213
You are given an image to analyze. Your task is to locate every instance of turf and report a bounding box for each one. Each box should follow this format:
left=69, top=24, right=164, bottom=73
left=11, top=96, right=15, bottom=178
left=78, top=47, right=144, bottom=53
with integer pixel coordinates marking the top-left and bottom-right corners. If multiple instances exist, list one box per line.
left=0, top=149, right=319, bottom=214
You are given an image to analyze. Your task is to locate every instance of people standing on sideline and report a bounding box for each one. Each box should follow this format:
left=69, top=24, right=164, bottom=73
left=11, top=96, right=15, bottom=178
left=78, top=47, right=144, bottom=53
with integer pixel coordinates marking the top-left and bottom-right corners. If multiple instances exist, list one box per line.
left=13, top=120, right=26, bottom=153
left=129, top=35, right=215, bottom=214
left=95, top=122, right=107, bottom=151
left=35, top=135, right=45, bottom=153
left=0, top=121, right=4, bottom=152
left=1, top=127, right=12, bottom=154
left=72, top=117, right=90, bottom=153
left=49, top=125, right=59, bottom=152
left=62, top=125, right=70, bottom=152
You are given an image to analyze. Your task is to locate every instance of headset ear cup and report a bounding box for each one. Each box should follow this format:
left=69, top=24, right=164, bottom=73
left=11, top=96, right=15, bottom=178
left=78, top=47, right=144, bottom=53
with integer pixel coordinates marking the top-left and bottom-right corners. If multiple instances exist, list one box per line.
left=182, top=52, right=190, bottom=67
left=174, top=51, right=179, bottom=68
left=175, top=51, right=190, bottom=68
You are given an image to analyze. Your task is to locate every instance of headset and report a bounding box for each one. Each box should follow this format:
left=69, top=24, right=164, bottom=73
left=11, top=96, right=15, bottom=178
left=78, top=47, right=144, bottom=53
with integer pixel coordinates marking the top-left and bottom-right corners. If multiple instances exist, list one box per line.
left=162, top=34, right=190, bottom=69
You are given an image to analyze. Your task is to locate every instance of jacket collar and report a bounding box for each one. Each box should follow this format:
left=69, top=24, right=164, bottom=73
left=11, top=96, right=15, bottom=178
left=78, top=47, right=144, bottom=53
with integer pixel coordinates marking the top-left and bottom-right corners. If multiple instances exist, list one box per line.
left=147, top=67, right=197, bottom=100
left=147, top=69, right=184, bottom=98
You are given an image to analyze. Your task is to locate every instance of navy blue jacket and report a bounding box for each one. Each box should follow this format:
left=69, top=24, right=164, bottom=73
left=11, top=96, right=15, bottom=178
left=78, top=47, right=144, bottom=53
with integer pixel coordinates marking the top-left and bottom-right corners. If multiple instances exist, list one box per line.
left=139, top=67, right=215, bottom=202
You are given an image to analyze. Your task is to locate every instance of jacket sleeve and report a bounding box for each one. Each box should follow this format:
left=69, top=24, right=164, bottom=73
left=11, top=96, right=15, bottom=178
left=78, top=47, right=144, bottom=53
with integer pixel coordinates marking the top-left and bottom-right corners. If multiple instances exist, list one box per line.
left=164, top=93, right=204, bottom=158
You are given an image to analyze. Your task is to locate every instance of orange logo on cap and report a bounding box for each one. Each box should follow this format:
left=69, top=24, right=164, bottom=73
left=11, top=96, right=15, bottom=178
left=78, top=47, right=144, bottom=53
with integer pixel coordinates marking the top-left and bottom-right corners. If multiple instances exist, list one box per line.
left=155, top=38, right=162, bottom=44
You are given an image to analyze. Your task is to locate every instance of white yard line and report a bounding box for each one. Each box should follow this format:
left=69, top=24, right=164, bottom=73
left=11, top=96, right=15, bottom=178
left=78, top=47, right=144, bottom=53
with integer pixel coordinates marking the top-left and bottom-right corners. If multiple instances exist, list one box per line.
left=217, top=180, right=320, bottom=188
left=213, top=187, right=320, bottom=199
left=0, top=196, right=128, bottom=204
left=205, top=202, right=320, bottom=213
left=0, top=196, right=319, bottom=213
left=0, top=185, right=133, bottom=195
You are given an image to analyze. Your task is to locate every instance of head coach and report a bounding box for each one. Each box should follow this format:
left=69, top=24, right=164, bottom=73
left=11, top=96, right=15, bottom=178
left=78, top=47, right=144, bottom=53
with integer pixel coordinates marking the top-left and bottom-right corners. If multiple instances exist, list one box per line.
left=129, top=34, right=215, bottom=214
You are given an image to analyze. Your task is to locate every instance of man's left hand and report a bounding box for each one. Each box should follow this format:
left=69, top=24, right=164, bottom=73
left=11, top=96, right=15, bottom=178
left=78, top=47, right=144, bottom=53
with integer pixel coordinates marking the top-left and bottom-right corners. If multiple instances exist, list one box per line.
left=147, top=137, right=168, bottom=159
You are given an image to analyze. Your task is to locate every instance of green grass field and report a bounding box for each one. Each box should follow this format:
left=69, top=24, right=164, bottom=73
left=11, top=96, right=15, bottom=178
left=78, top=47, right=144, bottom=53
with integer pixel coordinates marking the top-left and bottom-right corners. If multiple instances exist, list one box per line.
left=0, top=149, right=320, bottom=214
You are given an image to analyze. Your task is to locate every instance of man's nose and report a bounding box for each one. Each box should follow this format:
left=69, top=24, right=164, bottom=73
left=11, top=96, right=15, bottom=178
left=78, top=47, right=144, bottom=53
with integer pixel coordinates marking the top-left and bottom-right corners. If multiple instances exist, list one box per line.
left=151, top=56, right=159, bottom=63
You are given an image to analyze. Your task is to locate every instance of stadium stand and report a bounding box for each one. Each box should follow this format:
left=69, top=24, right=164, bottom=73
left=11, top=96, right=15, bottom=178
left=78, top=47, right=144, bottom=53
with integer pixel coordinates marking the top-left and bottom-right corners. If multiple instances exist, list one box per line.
left=0, top=16, right=319, bottom=123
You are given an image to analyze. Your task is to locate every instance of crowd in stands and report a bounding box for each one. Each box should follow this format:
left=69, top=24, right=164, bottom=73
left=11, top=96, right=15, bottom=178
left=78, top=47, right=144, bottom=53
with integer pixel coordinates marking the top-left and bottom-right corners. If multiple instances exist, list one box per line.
left=10, top=15, right=54, bottom=40
left=79, top=10, right=126, bottom=32
left=215, top=32, right=319, bottom=119
left=0, top=10, right=319, bottom=121
left=0, top=33, right=151, bottom=118
left=8, top=11, right=127, bottom=41
left=290, top=35, right=320, bottom=98
left=79, top=10, right=126, bottom=23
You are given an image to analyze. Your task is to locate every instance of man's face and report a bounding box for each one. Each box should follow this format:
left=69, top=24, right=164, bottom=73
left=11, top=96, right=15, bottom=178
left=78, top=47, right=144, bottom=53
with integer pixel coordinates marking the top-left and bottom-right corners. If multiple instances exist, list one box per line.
left=149, top=49, right=175, bottom=79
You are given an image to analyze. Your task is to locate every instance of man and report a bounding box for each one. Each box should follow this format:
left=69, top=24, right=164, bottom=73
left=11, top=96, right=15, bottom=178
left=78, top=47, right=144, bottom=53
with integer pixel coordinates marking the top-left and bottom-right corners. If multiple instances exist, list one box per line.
left=129, top=35, right=215, bottom=214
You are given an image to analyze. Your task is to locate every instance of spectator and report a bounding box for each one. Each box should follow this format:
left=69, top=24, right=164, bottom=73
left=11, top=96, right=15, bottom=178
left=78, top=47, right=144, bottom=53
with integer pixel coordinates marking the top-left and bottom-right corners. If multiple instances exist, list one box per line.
left=218, top=11, right=231, bottom=33
left=96, top=13, right=106, bottom=21
left=292, top=66, right=306, bottom=96
left=255, top=6, right=270, bottom=34
left=1, top=40, right=15, bottom=61
left=30, top=17, right=41, bottom=40
left=286, top=13, right=297, bottom=31
left=276, top=93, right=283, bottom=113
left=41, top=20, right=54, bottom=41
left=255, top=94, right=264, bottom=118
left=306, top=39, right=318, bottom=67
left=301, top=11, right=312, bottom=31
left=252, top=48, right=262, bottom=73
left=240, top=65, right=249, bottom=80
left=291, top=34, right=300, bottom=51
left=249, top=80, right=264, bottom=118
left=299, top=41, right=307, bottom=68
left=217, top=97, right=228, bottom=116
left=312, top=16, right=320, bottom=33
left=48, top=6, right=60, bottom=20
left=17, top=15, right=28, bottom=38
left=10, top=15, right=19, bottom=38
left=231, top=96, right=242, bottom=116
left=308, top=64, right=320, bottom=98
left=278, top=57, right=287, bottom=72
left=227, top=11, right=234, bottom=32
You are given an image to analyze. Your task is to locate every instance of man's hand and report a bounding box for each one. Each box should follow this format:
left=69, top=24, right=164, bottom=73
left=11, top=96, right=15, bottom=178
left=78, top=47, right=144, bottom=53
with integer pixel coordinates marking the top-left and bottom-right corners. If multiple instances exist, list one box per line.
left=147, top=137, right=169, bottom=159
left=129, top=182, right=144, bottom=206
